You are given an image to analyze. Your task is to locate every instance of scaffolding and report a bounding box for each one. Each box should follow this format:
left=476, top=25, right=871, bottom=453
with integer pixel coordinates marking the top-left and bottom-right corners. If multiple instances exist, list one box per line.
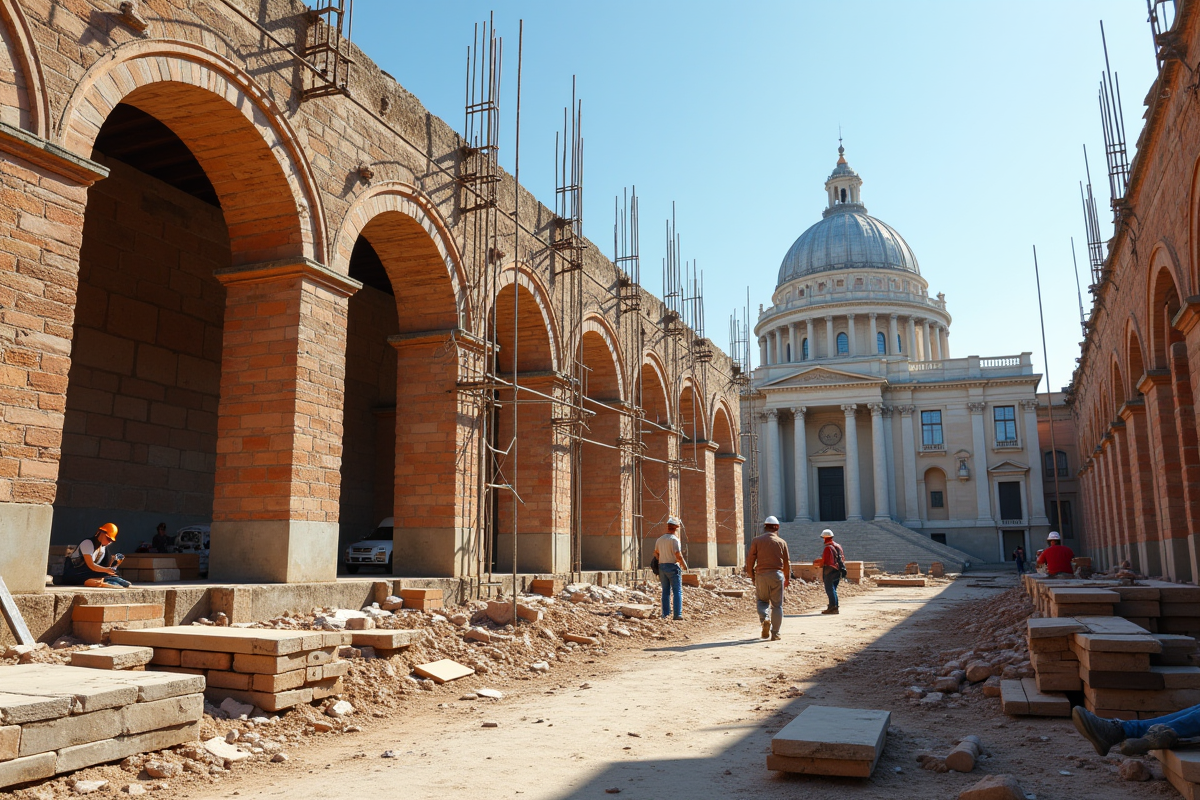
left=1098, top=21, right=1131, bottom=214
left=301, top=0, right=355, bottom=101
left=729, top=292, right=758, bottom=533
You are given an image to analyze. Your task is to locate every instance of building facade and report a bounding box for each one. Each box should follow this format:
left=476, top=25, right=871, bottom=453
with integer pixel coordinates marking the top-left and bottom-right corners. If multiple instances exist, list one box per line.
left=0, top=0, right=742, bottom=592
left=752, top=149, right=1048, bottom=563
left=1037, top=391, right=1083, bottom=551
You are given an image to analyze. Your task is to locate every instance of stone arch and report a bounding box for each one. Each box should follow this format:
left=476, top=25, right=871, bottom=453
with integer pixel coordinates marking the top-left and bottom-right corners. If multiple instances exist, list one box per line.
left=0, top=0, right=48, bottom=136
left=578, top=315, right=626, bottom=401
left=59, top=40, right=325, bottom=266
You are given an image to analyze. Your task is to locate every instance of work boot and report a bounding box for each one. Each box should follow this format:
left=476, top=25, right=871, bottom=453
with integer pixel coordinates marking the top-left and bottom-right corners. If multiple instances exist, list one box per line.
left=761, top=619, right=771, bottom=639
left=1072, top=706, right=1127, bottom=756
left=821, top=606, right=839, bottom=615
left=770, top=632, right=781, bottom=641
left=1119, top=724, right=1178, bottom=756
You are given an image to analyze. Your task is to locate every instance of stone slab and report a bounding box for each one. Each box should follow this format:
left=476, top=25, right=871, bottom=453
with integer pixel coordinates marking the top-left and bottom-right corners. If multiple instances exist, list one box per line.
left=1112, top=585, right=1161, bottom=601
left=1026, top=618, right=1087, bottom=639
left=1158, top=585, right=1200, bottom=603
left=0, top=692, right=72, bottom=725
left=765, top=752, right=875, bottom=778
left=1049, top=602, right=1113, bottom=617
left=203, top=686, right=313, bottom=713
left=1074, top=648, right=1151, bottom=673
left=1159, top=757, right=1200, bottom=800
left=1077, top=616, right=1154, bottom=636
left=54, top=720, right=200, bottom=775
left=252, top=669, right=306, bottom=693
left=231, top=647, right=336, bottom=675
left=205, top=670, right=252, bottom=691
left=1079, top=668, right=1164, bottom=690
left=1035, top=673, right=1082, bottom=692
left=149, top=648, right=181, bottom=667
left=69, top=646, right=154, bottom=671
left=1084, top=685, right=1200, bottom=712
left=1020, top=677, right=1071, bottom=716
left=1154, top=746, right=1200, bottom=783
left=110, top=626, right=344, bottom=656
left=1151, top=666, right=1200, bottom=689
left=180, top=650, right=233, bottom=671
left=0, top=752, right=56, bottom=790
left=309, top=677, right=343, bottom=700
left=1114, top=601, right=1161, bottom=617
left=0, top=664, right=201, bottom=710
left=0, top=724, right=18, bottom=761
left=1000, top=679, right=1028, bottom=715
left=1072, top=632, right=1162, bottom=654
left=529, top=579, right=564, bottom=597
left=413, top=659, right=474, bottom=684
left=874, top=578, right=926, bottom=587
left=1162, top=603, right=1200, bottom=617
left=18, top=707, right=122, bottom=757
left=769, top=706, right=890, bottom=762
left=72, top=604, right=164, bottom=623
left=1046, top=588, right=1120, bottom=603
left=121, top=693, right=203, bottom=736
left=350, top=629, right=424, bottom=650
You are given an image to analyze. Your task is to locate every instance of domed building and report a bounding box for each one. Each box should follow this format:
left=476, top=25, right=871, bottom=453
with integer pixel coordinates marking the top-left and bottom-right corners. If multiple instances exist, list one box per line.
left=751, top=147, right=1051, bottom=565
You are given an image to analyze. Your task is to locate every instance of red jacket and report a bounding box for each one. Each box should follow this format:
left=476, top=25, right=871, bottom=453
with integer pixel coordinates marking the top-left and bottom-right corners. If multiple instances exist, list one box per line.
left=820, top=541, right=844, bottom=568
left=1037, top=543, right=1075, bottom=575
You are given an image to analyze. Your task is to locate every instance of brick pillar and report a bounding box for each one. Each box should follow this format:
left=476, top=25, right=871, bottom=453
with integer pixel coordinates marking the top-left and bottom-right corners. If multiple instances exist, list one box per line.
left=680, top=439, right=717, bottom=568
left=495, top=373, right=571, bottom=574
left=0, top=126, right=108, bottom=593
left=207, top=260, right=360, bottom=583
left=1100, top=438, right=1120, bottom=567
left=640, top=427, right=673, bottom=567
left=1168, top=341, right=1200, bottom=581
left=384, top=329, right=482, bottom=577
left=580, top=403, right=631, bottom=570
left=1109, top=421, right=1138, bottom=569
left=1120, top=400, right=1160, bottom=574
left=715, top=453, right=745, bottom=567
left=1140, top=370, right=1191, bottom=581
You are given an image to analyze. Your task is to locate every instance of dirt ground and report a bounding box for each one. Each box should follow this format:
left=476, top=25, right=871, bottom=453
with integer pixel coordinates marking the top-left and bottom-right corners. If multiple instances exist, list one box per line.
left=114, top=573, right=1174, bottom=800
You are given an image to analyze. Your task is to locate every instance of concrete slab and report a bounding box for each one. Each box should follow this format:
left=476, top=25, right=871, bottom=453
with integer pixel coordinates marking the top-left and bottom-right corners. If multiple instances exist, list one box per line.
left=413, top=659, right=474, bottom=684
left=69, top=645, right=154, bottom=670
left=769, top=705, right=890, bottom=762
left=111, top=626, right=349, bottom=656
left=1076, top=616, right=1153, bottom=635
left=1072, top=632, right=1162, bottom=653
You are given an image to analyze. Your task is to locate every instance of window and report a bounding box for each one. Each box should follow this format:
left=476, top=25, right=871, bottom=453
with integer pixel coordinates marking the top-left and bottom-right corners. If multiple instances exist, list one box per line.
left=930, top=491, right=944, bottom=508
left=994, top=405, right=1018, bottom=444
left=1048, top=500, right=1074, bottom=537
left=921, top=410, right=943, bottom=446
left=877, top=331, right=886, bottom=354
left=836, top=332, right=849, bottom=355
left=802, top=338, right=809, bottom=360
left=1043, top=450, right=1068, bottom=479
left=998, top=481, right=1023, bottom=520
left=840, top=187, right=847, bottom=202
left=786, top=343, right=791, bottom=361
left=896, top=334, right=903, bottom=353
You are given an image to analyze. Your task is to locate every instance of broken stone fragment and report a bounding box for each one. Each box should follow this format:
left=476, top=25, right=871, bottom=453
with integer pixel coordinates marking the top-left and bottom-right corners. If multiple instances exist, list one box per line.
left=326, top=700, right=355, bottom=718
left=965, top=661, right=993, bottom=683
left=346, top=617, right=375, bottom=631
left=143, top=761, right=182, bottom=779
left=72, top=780, right=108, bottom=795
left=1118, top=759, right=1150, bottom=781
left=957, top=774, right=1025, bottom=800
left=904, top=686, right=926, bottom=699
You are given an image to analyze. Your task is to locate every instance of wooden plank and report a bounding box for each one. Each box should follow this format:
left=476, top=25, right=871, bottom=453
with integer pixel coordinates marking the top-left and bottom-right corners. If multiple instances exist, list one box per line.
left=413, top=659, right=474, bottom=684
left=0, top=576, right=33, bottom=646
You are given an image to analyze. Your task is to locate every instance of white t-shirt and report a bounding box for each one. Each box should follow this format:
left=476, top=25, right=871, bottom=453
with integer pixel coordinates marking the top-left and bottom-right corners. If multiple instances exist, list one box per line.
left=78, top=538, right=107, bottom=566
left=654, top=533, right=681, bottom=566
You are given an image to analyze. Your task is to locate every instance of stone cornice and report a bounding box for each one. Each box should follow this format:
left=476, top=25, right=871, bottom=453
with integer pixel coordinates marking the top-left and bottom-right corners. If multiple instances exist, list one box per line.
left=215, top=258, right=363, bottom=297
left=0, top=120, right=108, bottom=185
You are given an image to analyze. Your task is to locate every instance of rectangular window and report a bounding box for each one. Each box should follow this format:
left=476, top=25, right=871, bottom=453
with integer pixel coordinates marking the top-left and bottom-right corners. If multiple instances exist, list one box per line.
left=930, top=491, right=944, bottom=508
left=998, top=481, right=1023, bottom=520
left=994, top=405, right=1018, bottom=445
left=1043, top=450, right=1069, bottom=479
left=921, top=410, right=943, bottom=446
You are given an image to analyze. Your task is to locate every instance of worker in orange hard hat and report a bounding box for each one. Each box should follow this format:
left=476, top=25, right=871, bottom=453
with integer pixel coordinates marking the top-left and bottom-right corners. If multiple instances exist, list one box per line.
left=56, top=522, right=132, bottom=588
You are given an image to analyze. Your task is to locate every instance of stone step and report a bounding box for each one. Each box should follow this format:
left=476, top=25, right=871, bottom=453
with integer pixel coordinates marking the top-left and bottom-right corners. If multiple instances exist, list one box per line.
left=777, top=519, right=974, bottom=574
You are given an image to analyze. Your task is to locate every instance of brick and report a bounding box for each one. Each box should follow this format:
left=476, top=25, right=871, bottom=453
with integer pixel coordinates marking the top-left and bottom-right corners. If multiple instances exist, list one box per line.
left=232, top=647, right=336, bottom=674
left=251, top=669, right=306, bottom=693
left=0, top=725, right=19, bottom=761
left=205, top=670, right=252, bottom=691
left=180, top=650, right=232, bottom=671
left=203, top=687, right=313, bottom=713
left=149, top=648, right=181, bottom=666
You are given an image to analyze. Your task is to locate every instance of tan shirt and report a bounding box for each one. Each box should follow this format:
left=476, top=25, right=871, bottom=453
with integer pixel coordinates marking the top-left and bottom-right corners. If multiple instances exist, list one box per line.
left=654, top=533, right=683, bottom=565
left=747, top=532, right=790, bottom=576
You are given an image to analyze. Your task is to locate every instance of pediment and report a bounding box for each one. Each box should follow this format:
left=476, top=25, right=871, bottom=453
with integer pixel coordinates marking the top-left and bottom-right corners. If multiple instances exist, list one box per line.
left=760, top=366, right=887, bottom=390
left=987, top=459, right=1030, bottom=474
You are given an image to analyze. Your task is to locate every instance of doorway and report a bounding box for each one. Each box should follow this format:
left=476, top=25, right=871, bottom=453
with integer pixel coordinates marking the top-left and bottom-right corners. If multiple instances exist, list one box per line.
left=1002, top=530, right=1026, bottom=562
left=818, top=467, right=846, bottom=522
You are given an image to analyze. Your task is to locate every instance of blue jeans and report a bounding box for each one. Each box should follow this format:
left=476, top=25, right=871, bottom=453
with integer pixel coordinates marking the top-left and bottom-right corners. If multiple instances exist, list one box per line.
left=1015, top=559, right=1026, bottom=574
left=1121, top=704, right=1200, bottom=738
left=659, top=563, right=682, bottom=618
left=823, top=567, right=840, bottom=608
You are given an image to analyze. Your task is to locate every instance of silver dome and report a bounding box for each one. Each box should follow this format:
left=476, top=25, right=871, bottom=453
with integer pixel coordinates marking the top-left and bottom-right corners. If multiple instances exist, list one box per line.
left=776, top=204, right=920, bottom=287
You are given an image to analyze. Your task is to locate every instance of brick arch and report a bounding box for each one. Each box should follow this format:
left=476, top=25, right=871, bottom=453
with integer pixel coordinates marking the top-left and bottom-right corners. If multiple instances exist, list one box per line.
left=1149, top=254, right=1185, bottom=370
left=59, top=40, right=324, bottom=266
left=678, top=375, right=708, bottom=440
left=639, top=351, right=672, bottom=429
left=1111, top=357, right=1126, bottom=411
left=1190, top=153, right=1200, bottom=290
left=578, top=315, right=626, bottom=401
left=491, top=264, right=559, bottom=373
left=0, top=0, right=48, bottom=136
left=710, top=400, right=737, bottom=455
left=1127, top=320, right=1148, bottom=395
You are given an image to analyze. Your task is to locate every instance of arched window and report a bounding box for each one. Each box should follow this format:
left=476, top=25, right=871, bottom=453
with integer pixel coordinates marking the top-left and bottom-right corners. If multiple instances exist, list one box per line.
left=1043, top=450, right=1068, bottom=479
left=896, top=334, right=903, bottom=353
left=840, top=187, right=847, bottom=203
left=877, top=331, right=886, bottom=354
left=802, top=338, right=809, bottom=360
left=786, top=343, right=791, bottom=362
left=836, top=332, right=849, bottom=355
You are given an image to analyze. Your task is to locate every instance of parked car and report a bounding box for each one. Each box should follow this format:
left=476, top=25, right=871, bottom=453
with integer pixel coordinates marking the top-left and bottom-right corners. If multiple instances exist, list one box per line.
left=343, top=517, right=394, bottom=574
left=174, top=524, right=210, bottom=577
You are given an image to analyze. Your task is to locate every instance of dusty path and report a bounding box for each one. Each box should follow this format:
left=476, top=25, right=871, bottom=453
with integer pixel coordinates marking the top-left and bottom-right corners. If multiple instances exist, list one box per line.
left=178, top=577, right=1167, bottom=800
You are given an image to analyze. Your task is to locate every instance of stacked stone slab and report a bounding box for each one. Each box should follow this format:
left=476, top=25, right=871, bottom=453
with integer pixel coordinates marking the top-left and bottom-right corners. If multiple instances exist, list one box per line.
left=117, top=556, right=180, bottom=583
left=1152, top=747, right=1200, bottom=799
left=1021, top=577, right=1200, bottom=637
left=0, top=663, right=202, bottom=789
left=1043, top=587, right=1119, bottom=618
left=69, top=646, right=154, bottom=671
left=349, top=629, right=424, bottom=658
left=72, top=603, right=166, bottom=644
left=1026, top=618, right=1084, bottom=693
left=1155, top=584, right=1200, bottom=638
left=398, top=588, right=442, bottom=612
left=999, top=677, right=1070, bottom=717
left=766, top=706, right=890, bottom=777
left=110, top=627, right=352, bottom=712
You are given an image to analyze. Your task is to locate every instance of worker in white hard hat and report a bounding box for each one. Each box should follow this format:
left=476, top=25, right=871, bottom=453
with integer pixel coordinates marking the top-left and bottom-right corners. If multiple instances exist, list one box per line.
left=819, top=529, right=846, bottom=614
left=745, top=516, right=790, bottom=640
left=653, top=516, right=688, bottom=620
left=1036, top=530, right=1074, bottom=577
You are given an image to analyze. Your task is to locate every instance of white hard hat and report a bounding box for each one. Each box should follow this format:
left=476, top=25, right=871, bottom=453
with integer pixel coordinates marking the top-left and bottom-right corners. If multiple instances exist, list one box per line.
left=667, top=516, right=681, bottom=527
left=1047, top=531, right=1061, bottom=541
left=821, top=529, right=834, bottom=538
left=763, top=516, right=780, bottom=526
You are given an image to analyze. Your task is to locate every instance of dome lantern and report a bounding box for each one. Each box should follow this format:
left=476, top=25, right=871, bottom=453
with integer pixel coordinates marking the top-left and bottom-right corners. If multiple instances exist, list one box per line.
left=825, top=143, right=864, bottom=212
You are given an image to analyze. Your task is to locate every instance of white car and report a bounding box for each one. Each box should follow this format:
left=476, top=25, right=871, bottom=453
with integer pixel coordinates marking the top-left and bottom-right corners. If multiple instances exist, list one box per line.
left=343, top=517, right=393, bottom=574
left=173, top=524, right=210, bottom=576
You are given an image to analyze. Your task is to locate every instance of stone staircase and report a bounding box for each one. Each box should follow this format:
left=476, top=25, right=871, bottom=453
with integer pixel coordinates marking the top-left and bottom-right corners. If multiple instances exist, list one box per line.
left=777, top=519, right=976, bottom=574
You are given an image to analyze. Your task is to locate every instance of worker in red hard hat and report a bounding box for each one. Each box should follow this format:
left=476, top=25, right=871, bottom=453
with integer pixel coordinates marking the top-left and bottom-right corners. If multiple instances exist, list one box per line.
left=57, top=522, right=132, bottom=588
left=1036, top=531, right=1074, bottom=577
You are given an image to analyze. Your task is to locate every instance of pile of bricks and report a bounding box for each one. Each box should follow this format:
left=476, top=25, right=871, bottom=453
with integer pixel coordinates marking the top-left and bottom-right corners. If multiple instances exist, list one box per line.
left=1026, top=618, right=1082, bottom=694
left=110, top=627, right=352, bottom=712
left=793, top=561, right=864, bottom=583
left=117, top=556, right=180, bottom=583
left=72, top=603, right=166, bottom=644
left=1040, top=586, right=1118, bottom=618
left=1022, top=577, right=1200, bottom=637
left=0, top=664, right=202, bottom=789
left=1073, top=618, right=1200, bottom=720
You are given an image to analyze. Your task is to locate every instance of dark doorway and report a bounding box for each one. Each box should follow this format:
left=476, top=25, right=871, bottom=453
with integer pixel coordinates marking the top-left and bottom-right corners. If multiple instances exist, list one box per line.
left=818, top=467, right=846, bottom=522
left=1002, top=530, right=1026, bottom=562
left=998, top=481, right=1023, bottom=520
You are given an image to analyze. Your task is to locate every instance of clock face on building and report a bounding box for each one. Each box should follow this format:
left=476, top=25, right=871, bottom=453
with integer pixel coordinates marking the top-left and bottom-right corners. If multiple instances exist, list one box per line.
left=818, top=423, right=843, bottom=447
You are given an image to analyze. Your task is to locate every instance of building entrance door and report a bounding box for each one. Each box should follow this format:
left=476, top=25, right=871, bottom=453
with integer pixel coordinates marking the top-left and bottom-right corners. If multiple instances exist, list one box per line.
left=818, top=467, right=846, bottom=522
left=1002, top=530, right=1026, bottom=562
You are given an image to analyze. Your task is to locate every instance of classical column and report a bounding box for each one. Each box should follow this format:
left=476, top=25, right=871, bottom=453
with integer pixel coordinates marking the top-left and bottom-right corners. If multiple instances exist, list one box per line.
left=931, top=324, right=943, bottom=360
left=843, top=404, right=862, bottom=520
left=792, top=406, right=810, bottom=521
left=969, top=402, right=992, bottom=522
left=869, top=403, right=890, bottom=520
left=906, top=317, right=917, bottom=359
left=897, top=405, right=920, bottom=524
left=888, top=313, right=899, bottom=356
left=1021, top=399, right=1049, bottom=525
left=868, top=313, right=879, bottom=355
left=941, top=326, right=950, bottom=358
left=770, top=330, right=780, bottom=365
left=847, top=313, right=857, bottom=356
left=759, top=336, right=767, bottom=366
left=765, top=409, right=783, bottom=518
left=788, top=323, right=797, bottom=363
left=825, top=315, right=835, bottom=359
left=883, top=406, right=897, bottom=518
left=805, top=319, right=815, bottom=360
left=922, top=319, right=933, bottom=362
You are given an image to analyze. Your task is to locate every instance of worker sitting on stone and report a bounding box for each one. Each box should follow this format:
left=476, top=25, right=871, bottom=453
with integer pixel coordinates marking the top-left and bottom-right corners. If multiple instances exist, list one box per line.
left=58, top=523, right=132, bottom=588
left=1072, top=705, right=1191, bottom=756
left=1036, top=531, right=1074, bottom=577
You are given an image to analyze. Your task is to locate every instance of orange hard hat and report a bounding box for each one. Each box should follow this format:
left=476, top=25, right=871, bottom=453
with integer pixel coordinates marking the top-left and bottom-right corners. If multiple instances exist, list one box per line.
left=97, top=522, right=118, bottom=540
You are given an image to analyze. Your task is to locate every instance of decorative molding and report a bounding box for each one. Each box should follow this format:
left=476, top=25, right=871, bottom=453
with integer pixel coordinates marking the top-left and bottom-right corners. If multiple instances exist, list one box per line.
left=895, top=404, right=915, bottom=415
left=0, top=121, right=108, bottom=185
left=840, top=403, right=858, bottom=416
left=790, top=406, right=807, bottom=419
left=967, top=402, right=986, bottom=413
left=765, top=408, right=779, bottom=420
left=1019, top=399, right=1039, bottom=410
left=881, top=405, right=894, bottom=417
left=867, top=402, right=884, bottom=415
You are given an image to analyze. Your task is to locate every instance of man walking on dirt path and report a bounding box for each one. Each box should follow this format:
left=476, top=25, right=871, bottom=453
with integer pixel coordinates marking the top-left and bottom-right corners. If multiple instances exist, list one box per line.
left=653, top=516, right=688, bottom=620
left=746, top=516, right=790, bottom=640
left=819, top=529, right=846, bottom=614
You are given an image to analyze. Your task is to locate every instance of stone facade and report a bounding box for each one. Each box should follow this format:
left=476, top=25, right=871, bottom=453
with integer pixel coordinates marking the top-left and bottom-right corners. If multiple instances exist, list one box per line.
left=1036, top=391, right=1084, bottom=554
left=1069, top=2, right=1200, bottom=581
left=0, top=0, right=742, bottom=591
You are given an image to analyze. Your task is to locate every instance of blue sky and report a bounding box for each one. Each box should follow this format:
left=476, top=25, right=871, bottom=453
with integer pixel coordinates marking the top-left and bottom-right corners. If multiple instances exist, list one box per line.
left=351, top=1, right=1159, bottom=392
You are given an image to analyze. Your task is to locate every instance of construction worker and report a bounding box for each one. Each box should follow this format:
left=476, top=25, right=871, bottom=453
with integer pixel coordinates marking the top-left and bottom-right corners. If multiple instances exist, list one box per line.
left=151, top=522, right=172, bottom=554
left=58, top=523, right=131, bottom=588
left=653, top=516, right=688, bottom=620
left=819, top=529, right=846, bottom=614
left=1073, top=704, right=1195, bottom=756
left=746, top=516, right=790, bottom=640
left=1036, top=531, right=1074, bottom=577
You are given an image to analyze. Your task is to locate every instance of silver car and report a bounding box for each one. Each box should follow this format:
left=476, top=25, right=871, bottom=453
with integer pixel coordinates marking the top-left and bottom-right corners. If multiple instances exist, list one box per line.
left=343, top=517, right=394, bottom=574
